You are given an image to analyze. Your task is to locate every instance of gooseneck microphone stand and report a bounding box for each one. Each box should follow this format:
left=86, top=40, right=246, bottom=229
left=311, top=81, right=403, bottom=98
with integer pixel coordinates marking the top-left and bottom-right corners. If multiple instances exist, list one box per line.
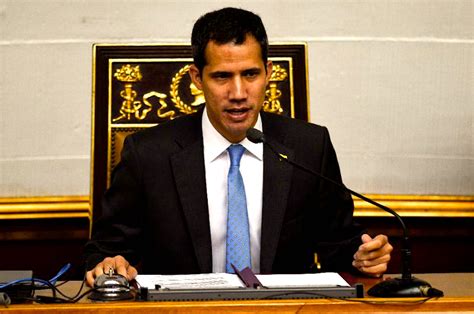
left=246, top=128, right=443, bottom=297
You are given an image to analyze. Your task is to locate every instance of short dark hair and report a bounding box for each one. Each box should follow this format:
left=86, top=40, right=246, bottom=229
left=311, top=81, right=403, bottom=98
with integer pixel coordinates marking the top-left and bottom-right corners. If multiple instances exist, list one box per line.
left=191, top=7, right=269, bottom=73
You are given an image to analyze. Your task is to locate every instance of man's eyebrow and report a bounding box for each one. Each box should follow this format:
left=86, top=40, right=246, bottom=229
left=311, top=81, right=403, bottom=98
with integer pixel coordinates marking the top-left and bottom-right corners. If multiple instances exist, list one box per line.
left=242, top=68, right=262, bottom=74
left=208, top=67, right=262, bottom=77
left=209, top=71, right=232, bottom=77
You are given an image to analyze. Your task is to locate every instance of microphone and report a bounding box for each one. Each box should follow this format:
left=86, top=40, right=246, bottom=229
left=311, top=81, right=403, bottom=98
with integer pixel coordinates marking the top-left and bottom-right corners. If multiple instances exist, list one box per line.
left=246, top=128, right=443, bottom=298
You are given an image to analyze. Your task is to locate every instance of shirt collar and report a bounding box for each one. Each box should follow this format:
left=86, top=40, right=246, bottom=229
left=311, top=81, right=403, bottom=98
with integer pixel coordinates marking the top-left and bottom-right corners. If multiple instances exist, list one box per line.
left=202, top=107, right=263, bottom=162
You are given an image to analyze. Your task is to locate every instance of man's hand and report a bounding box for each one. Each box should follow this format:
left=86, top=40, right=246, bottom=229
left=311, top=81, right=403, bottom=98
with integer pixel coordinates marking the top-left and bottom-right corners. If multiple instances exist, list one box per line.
left=85, top=255, right=138, bottom=287
left=352, top=234, right=393, bottom=277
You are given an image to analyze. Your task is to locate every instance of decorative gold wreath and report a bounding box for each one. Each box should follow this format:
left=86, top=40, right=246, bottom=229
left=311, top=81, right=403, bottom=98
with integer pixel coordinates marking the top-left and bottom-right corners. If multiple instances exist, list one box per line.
left=169, top=65, right=198, bottom=115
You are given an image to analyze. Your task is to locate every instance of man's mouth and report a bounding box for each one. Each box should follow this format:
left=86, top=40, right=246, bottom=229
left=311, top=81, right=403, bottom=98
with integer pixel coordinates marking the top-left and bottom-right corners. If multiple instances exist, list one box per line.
left=225, top=107, right=251, bottom=120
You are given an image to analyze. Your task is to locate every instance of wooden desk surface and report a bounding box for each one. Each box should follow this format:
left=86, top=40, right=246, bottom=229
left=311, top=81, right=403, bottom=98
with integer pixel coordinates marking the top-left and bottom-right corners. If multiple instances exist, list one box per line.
left=3, top=273, right=474, bottom=313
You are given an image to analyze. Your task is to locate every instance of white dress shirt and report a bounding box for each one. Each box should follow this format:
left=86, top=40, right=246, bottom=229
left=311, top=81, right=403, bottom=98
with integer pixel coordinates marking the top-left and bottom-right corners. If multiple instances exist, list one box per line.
left=202, top=108, right=263, bottom=273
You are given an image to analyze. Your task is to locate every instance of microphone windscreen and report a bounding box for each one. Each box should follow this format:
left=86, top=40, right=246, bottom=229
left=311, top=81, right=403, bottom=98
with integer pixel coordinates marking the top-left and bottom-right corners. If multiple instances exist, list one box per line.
left=246, top=128, right=265, bottom=143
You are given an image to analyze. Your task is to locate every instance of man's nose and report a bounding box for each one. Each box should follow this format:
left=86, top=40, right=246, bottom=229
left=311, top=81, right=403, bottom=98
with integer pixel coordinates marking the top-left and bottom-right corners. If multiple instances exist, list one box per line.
left=229, top=77, right=247, bottom=101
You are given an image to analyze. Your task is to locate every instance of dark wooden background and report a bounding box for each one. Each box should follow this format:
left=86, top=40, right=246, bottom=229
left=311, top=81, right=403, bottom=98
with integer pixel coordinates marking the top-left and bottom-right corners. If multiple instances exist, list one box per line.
left=1, top=215, right=472, bottom=280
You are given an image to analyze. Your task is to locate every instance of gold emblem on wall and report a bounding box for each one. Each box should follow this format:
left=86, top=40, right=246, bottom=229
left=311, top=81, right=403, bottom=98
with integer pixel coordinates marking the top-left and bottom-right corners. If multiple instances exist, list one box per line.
left=263, top=64, right=288, bottom=114
left=112, top=64, right=153, bottom=122
left=112, top=63, right=288, bottom=123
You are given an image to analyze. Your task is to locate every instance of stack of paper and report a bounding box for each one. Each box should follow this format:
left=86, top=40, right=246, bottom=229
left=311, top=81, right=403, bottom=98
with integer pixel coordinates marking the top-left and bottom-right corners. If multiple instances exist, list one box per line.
left=136, top=272, right=349, bottom=290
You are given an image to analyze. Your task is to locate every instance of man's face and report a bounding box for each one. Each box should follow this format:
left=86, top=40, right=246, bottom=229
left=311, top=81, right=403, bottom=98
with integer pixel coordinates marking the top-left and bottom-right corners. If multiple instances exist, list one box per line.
left=189, top=35, right=273, bottom=143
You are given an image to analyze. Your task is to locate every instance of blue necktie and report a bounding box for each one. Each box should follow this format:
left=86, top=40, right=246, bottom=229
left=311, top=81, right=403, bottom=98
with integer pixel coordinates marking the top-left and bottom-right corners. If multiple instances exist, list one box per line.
left=225, top=144, right=251, bottom=273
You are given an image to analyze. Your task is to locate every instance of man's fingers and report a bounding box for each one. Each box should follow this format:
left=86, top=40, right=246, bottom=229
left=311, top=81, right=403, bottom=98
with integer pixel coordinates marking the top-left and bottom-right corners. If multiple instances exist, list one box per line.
left=353, top=253, right=391, bottom=268
left=353, top=234, right=393, bottom=277
left=85, top=256, right=136, bottom=287
left=100, top=257, right=116, bottom=275
left=359, top=234, right=388, bottom=252
left=355, top=242, right=393, bottom=261
left=86, top=271, right=96, bottom=287
left=86, top=261, right=106, bottom=287
left=361, top=233, right=372, bottom=243
left=373, top=234, right=388, bottom=244
left=355, top=262, right=388, bottom=277
left=126, top=265, right=138, bottom=281
left=100, top=255, right=127, bottom=275
left=112, top=255, right=136, bottom=280
left=115, top=261, right=130, bottom=278
left=93, top=264, right=105, bottom=278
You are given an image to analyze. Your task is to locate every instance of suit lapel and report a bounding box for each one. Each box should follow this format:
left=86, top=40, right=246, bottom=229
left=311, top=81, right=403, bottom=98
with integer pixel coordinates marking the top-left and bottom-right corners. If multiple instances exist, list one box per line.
left=167, top=111, right=294, bottom=274
left=170, top=113, right=212, bottom=273
left=259, top=113, right=294, bottom=273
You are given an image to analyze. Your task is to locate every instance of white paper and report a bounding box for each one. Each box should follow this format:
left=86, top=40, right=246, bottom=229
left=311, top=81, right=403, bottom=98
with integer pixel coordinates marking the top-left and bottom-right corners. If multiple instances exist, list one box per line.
left=136, top=272, right=349, bottom=290
left=256, top=272, right=350, bottom=288
left=136, top=273, right=245, bottom=290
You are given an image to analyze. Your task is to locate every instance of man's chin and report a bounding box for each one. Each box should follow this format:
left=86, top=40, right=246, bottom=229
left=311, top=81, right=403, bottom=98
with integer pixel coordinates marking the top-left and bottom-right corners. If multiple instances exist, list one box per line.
left=224, top=126, right=252, bottom=143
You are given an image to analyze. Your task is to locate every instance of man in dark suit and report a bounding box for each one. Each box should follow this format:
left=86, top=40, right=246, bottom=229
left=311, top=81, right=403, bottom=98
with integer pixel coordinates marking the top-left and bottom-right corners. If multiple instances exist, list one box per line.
left=85, top=7, right=392, bottom=286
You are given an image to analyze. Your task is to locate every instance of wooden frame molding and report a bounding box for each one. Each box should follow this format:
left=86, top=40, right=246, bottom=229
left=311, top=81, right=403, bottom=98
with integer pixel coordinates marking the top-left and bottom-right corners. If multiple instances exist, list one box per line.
left=0, top=196, right=90, bottom=220
left=354, top=194, right=474, bottom=217
left=0, top=195, right=472, bottom=220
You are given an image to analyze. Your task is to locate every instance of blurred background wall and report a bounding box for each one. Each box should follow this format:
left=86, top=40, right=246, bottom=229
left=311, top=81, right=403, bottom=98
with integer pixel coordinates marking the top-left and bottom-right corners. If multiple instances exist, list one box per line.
left=1, top=0, right=472, bottom=198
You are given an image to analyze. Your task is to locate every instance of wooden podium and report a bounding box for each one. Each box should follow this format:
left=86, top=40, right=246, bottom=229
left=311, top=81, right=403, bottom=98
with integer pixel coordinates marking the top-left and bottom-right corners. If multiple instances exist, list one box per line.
left=4, top=273, right=474, bottom=313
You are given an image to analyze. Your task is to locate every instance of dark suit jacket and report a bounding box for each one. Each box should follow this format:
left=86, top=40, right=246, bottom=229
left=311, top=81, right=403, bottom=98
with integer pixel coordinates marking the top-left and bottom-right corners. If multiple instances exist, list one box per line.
left=84, top=110, right=364, bottom=274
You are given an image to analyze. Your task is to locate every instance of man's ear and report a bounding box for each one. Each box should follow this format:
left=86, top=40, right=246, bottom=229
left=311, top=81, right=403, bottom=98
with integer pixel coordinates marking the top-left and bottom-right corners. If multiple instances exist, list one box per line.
left=189, top=64, right=203, bottom=90
left=265, top=60, right=273, bottom=85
